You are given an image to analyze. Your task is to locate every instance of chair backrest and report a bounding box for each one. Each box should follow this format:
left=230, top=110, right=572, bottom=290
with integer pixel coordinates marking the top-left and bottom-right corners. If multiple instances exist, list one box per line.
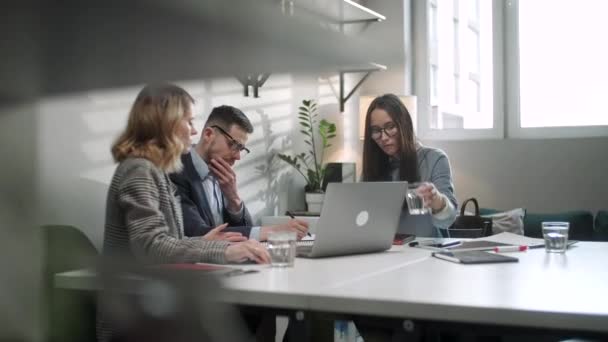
left=42, top=225, right=99, bottom=342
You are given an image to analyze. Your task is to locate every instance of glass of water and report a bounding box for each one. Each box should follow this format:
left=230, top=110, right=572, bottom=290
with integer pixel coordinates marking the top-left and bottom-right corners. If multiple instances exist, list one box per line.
left=405, top=182, right=431, bottom=215
left=267, top=231, right=296, bottom=267
left=542, top=222, right=570, bottom=253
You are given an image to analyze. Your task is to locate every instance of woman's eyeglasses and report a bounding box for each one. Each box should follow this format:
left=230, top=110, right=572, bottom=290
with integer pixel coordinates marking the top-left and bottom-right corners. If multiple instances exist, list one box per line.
left=211, top=125, right=250, bottom=156
left=370, top=122, right=398, bottom=140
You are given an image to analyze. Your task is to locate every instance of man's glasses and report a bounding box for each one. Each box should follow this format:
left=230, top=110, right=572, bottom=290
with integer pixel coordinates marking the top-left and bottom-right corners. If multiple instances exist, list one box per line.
left=211, top=125, right=250, bottom=156
left=370, top=122, right=398, bottom=140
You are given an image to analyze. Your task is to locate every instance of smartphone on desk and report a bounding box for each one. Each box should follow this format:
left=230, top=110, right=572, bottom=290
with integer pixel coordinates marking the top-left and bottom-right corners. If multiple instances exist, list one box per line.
left=393, top=234, right=416, bottom=245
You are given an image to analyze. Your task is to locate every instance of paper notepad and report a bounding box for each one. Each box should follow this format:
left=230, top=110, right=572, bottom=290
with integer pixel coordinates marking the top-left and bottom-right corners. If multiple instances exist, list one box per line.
left=433, top=250, right=519, bottom=264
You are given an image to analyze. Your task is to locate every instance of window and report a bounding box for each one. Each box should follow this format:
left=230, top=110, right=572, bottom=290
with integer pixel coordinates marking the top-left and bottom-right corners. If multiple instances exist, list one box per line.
left=415, top=0, right=608, bottom=140
left=508, top=0, right=608, bottom=138
left=415, top=0, right=501, bottom=140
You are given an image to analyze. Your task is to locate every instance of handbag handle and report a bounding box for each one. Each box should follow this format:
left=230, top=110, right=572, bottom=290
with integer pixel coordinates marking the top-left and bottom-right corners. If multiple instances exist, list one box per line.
left=459, top=198, right=480, bottom=217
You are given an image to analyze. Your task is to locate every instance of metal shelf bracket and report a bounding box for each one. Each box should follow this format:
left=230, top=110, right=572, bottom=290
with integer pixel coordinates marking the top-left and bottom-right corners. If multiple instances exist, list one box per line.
left=237, top=73, right=271, bottom=98
left=339, top=63, right=386, bottom=112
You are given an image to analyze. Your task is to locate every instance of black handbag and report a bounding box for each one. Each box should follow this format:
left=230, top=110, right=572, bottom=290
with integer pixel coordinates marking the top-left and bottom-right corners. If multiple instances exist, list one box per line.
left=448, top=198, right=493, bottom=238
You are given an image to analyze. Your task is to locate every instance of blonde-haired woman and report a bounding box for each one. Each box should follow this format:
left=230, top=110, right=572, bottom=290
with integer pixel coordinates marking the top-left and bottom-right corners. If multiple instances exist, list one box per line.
left=103, top=83, right=270, bottom=264
left=98, top=84, right=270, bottom=341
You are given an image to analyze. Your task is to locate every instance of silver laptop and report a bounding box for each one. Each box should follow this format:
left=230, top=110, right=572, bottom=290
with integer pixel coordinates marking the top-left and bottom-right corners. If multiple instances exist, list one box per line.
left=297, top=182, right=408, bottom=258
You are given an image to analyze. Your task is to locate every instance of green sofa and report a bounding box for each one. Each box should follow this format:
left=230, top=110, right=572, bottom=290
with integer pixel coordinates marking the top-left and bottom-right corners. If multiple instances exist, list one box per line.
left=594, top=210, right=608, bottom=241
left=479, top=208, right=607, bottom=242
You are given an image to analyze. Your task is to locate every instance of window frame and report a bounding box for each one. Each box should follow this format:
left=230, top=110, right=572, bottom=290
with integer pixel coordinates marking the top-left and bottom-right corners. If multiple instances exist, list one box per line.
left=414, top=0, right=505, bottom=141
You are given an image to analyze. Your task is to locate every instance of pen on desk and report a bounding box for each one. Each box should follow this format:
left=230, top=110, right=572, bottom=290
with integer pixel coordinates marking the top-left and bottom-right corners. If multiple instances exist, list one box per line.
left=408, top=241, right=431, bottom=247
left=286, top=211, right=312, bottom=237
left=414, top=245, right=445, bottom=252
left=408, top=241, right=445, bottom=251
left=493, top=245, right=528, bottom=253
left=439, top=240, right=462, bottom=248
left=408, top=240, right=461, bottom=248
left=224, top=269, right=260, bottom=277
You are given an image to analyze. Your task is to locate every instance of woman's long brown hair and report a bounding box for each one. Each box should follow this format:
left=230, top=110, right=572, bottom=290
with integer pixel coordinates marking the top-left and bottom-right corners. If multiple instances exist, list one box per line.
left=361, top=94, right=419, bottom=182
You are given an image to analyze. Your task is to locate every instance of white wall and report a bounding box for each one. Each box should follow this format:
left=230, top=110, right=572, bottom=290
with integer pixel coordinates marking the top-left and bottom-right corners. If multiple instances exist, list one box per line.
left=430, top=138, right=608, bottom=213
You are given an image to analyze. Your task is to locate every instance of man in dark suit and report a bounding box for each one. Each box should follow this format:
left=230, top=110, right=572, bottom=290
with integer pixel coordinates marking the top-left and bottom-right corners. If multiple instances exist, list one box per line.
left=171, top=105, right=308, bottom=242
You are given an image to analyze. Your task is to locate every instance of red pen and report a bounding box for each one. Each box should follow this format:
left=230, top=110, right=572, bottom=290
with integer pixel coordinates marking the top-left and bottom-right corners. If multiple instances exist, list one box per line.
left=493, top=245, right=528, bottom=253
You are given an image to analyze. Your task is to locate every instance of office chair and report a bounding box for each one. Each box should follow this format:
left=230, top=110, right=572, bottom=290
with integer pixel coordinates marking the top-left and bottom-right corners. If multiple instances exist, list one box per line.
left=42, top=224, right=99, bottom=342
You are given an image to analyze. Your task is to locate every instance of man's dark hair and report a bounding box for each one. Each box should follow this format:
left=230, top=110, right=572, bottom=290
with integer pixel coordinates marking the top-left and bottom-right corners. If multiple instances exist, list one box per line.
left=204, top=105, right=253, bottom=133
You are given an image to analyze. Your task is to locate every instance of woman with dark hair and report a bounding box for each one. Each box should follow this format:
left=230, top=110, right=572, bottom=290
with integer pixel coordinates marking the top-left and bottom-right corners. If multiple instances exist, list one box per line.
left=362, top=93, right=457, bottom=236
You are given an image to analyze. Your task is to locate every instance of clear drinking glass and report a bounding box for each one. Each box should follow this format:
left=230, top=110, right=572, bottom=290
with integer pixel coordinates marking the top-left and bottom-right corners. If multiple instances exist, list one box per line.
left=542, top=222, right=570, bottom=253
left=267, top=231, right=296, bottom=267
left=405, top=182, right=431, bottom=215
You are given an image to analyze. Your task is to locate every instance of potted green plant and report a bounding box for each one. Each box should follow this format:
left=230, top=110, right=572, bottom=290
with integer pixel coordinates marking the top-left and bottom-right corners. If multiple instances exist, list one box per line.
left=277, top=99, right=337, bottom=213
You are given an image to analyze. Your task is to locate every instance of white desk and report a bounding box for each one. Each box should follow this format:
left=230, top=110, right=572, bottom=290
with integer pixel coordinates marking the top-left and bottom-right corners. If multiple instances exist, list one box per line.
left=55, top=246, right=429, bottom=307
left=217, top=246, right=429, bottom=309
left=310, top=243, right=608, bottom=334
left=55, top=243, right=608, bottom=337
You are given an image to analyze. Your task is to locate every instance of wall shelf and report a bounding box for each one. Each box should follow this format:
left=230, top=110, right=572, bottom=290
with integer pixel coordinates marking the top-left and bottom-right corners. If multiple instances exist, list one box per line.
left=338, top=0, right=386, bottom=29
left=339, top=62, right=387, bottom=112
left=288, top=1, right=388, bottom=108
left=294, top=0, right=385, bottom=27
left=27, top=0, right=392, bottom=96
left=239, top=0, right=387, bottom=100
